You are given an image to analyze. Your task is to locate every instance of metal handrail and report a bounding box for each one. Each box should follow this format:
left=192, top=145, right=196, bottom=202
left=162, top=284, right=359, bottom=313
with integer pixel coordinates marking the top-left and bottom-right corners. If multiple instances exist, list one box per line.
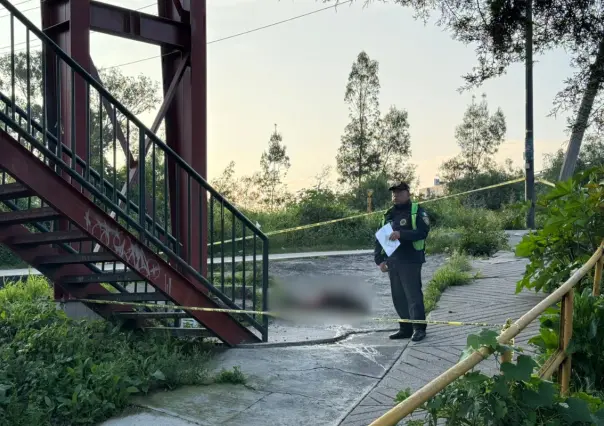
left=0, top=0, right=271, bottom=340
left=0, top=110, right=263, bottom=326
left=369, top=241, right=604, bottom=426
left=0, top=0, right=267, bottom=240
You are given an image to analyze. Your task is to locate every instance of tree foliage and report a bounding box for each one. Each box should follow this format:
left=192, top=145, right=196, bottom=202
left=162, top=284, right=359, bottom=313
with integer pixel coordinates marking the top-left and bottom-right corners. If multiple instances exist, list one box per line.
left=377, top=105, right=412, bottom=181
left=516, top=166, right=604, bottom=294
left=441, top=93, right=507, bottom=184
left=337, top=51, right=382, bottom=188
left=542, top=134, right=604, bottom=182
left=256, top=125, right=291, bottom=210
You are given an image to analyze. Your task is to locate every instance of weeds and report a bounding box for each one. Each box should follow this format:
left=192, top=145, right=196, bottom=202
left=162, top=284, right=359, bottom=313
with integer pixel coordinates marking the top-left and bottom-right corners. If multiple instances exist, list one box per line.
left=424, top=252, right=473, bottom=314
left=0, top=276, right=216, bottom=426
left=213, top=366, right=246, bottom=385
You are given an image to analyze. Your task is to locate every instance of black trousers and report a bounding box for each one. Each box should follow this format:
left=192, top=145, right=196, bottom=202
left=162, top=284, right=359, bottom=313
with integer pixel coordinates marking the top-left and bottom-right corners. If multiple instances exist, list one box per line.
left=387, top=262, right=426, bottom=332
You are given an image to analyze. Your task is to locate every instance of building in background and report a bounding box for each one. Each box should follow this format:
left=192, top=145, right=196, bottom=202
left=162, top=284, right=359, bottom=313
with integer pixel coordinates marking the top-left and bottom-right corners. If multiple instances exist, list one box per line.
left=418, top=177, right=446, bottom=199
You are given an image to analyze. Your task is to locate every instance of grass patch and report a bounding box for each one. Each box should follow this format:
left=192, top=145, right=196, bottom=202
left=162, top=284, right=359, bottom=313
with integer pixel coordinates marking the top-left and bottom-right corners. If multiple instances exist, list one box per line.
left=424, top=252, right=474, bottom=314
left=213, top=366, right=246, bottom=385
left=0, top=276, right=216, bottom=426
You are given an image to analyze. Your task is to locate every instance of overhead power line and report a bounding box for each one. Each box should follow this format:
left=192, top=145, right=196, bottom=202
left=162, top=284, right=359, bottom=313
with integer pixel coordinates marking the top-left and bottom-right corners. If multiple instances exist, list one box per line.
left=103, top=0, right=353, bottom=69
left=1, top=0, right=352, bottom=70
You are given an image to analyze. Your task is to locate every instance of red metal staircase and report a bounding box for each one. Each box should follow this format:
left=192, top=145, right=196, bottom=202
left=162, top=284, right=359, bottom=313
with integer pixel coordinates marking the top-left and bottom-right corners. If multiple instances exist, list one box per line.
left=0, top=1, right=269, bottom=345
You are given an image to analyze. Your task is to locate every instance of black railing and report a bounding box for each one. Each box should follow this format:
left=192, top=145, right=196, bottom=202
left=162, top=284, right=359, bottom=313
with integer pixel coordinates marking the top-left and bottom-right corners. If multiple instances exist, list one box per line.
left=0, top=0, right=269, bottom=340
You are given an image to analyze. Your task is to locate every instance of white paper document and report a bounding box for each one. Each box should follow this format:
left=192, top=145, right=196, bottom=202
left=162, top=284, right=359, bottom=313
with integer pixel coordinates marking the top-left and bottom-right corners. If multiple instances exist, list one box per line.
left=375, top=223, right=400, bottom=257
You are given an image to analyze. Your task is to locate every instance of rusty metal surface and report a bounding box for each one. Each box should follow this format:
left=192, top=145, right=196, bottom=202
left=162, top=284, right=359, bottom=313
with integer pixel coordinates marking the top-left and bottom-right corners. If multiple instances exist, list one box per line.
left=90, top=1, right=189, bottom=49
left=159, top=0, right=207, bottom=275
left=0, top=128, right=259, bottom=345
left=0, top=207, right=61, bottom=225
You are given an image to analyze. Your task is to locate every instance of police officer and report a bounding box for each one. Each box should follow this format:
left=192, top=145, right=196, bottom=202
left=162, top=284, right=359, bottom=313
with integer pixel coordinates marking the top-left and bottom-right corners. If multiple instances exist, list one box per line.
left=374, top=182, right=430, bottom=342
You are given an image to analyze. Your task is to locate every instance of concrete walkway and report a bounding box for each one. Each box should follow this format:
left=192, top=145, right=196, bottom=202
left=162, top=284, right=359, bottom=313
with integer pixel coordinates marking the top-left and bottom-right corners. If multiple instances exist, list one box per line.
left=339, top=252, right=544, bottom=425
left=103, top=240, right=546, bottom=426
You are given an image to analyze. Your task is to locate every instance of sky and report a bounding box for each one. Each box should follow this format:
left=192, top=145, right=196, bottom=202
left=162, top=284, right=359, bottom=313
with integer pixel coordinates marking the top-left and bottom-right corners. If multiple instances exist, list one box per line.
left=0, top=0, right=576, bottom=190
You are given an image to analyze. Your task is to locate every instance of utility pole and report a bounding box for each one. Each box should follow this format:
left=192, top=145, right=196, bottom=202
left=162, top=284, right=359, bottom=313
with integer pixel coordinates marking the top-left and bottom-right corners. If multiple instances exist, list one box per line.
left=525, top=0, right=536, bottom=229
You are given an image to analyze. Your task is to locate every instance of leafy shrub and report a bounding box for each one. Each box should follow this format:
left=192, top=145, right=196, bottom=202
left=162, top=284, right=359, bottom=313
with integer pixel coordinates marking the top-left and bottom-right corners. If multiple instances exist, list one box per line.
left=0, top=276, right=214, bottom=426
left=424, top=198, right=504, bottom=230
left=398, top=330, right=604, bottom=425
left=424, top=252, right=473, bottom=313
left=530, top=290, right=604, bottom=393
left=213, top=366, right=246, bottom=385
left=516, top=167, right=604, bottom=294
left=458, top=227, right=509, bottom=257
left=295, top=188, right=351, bottom=225
left=444, top=167, right=525, bottom=210
left=425, top=228, right=462, bottom=255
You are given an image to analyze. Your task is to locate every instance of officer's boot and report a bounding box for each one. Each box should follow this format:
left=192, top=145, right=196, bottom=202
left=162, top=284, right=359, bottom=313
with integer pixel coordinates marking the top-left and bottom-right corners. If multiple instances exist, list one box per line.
left=389, top=326, right=413, bottom=340
left=411, top=327, right=426, bottom=342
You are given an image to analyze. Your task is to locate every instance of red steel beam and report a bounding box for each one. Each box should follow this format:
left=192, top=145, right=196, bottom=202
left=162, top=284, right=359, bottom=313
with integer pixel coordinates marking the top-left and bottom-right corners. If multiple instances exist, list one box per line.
left=0, top=224, right=135, bottom=319
left=159, top=0, right=207, bottom=276
left=89, top=1, right=189, bottom=49
left=42, top=0, right=93, bottom=299
left=0, top=128, right=259, bottom=345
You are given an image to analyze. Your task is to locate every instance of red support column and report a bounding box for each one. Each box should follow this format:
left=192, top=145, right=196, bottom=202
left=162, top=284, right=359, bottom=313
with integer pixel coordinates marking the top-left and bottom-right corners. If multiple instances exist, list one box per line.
left=189, top=0, right=208, bottom=277
left=41, top=0, right=92, bottom=299
left=158, top=0, right=207, bottom=277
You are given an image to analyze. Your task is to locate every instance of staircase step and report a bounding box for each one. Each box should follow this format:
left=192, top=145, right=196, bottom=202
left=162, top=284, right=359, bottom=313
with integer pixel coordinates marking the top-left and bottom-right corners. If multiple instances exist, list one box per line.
left=113, top=311, right=189, bottom=320
left=87, top=292, right=167, bottom=302
left=0, top=183, right=33, bottom=201
left=0, top=207, right=60, bottom=225
left=9, top=229, right=90, bottom=245
left=61, top=271, right=141, bottom=285
left=36, top=252, right=116, bottom=265
left=143, top=327, right=213, bottom=338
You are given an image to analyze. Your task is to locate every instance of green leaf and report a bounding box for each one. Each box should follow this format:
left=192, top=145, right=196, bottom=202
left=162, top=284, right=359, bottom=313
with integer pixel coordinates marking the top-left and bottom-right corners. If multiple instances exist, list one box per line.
left=151, top=369, right=166, bottom=381
left=44, top=396, right=52, bottom=408
left=491, top=376, right=509, bottom=396
left=0, top=384, right=11, bottom=398
left=467, top=333, right=482, bottom=350
left=589, top=318, right=598, bottom=339
left=521, top=381, right=555, bottom=408
left=126, top=386, right=140, bottom=394
left=500, top=356, right=535, bottom=382
left=564, top=397, right=593, bottom=423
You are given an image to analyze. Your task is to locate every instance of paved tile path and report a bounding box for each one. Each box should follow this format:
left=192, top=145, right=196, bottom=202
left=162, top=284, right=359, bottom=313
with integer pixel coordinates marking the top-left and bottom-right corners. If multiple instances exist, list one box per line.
left=339, top=251, right=545, bottom=425
left=104, top=241, right=548, bottom=426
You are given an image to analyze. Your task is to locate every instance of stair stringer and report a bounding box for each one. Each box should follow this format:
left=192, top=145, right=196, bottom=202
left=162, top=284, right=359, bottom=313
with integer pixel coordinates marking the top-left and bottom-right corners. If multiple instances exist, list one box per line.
left=0, top=128, right=260, bottom=345
left=0, top=223, right=137, bottom=319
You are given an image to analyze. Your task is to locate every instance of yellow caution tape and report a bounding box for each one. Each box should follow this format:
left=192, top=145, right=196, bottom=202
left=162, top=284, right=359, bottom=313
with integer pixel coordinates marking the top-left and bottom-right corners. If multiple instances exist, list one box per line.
left=210, top=177, right=531, bottom=246
left=75, top=298, right=501, bottom=328
left=537, top=178, right=556, bottom=187
left=210, top=176, right=559, bottom=247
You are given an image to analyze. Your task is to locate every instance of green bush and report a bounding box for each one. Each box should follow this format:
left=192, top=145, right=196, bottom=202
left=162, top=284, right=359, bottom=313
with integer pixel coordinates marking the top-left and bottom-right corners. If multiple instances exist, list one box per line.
left=530, top=290, right=604, bottom=393
left=0, top=276, right=214, bottom=426
left=424, top=252, right=473, bottom=313
left=515, top=167, right=604, bottom=294
left=424, top=198, right=504, bottom=230
left=457, top=228, right=509, bottom=257
left=397, top=330, right=604, bottom=425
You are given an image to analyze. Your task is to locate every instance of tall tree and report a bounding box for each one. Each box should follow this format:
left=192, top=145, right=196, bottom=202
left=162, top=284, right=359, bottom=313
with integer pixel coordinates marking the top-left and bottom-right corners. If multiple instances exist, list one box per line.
left=337, top=51, right=381, bottom=188
left=211, top=160, right=238, bottom=202
left=256, top=124, right=291, bottom=211
left=442, top=94, right=506, bottom=182
left=349, top=0, right=604, bottom=180
left=377, top=105, right=412, bottom=181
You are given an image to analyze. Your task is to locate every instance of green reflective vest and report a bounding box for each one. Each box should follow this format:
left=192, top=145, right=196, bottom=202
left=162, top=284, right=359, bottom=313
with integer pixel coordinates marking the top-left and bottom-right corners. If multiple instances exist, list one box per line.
left=381, top=202, right=425, bottom=254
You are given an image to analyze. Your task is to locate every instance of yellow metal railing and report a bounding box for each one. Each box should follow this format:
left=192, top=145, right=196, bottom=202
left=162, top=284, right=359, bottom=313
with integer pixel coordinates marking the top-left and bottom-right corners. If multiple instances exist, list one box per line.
left=369, top=241, right=604, bottom=426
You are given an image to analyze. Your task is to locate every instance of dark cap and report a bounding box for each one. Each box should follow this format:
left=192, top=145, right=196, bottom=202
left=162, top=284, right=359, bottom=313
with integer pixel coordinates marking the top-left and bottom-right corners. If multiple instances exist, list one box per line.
left=388, top=182, right=410, bottom=192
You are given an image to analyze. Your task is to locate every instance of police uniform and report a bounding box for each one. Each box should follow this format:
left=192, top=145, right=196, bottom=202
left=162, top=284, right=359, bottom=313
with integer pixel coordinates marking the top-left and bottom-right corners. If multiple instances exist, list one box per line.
left=374, top=183, right=430, bottom=342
